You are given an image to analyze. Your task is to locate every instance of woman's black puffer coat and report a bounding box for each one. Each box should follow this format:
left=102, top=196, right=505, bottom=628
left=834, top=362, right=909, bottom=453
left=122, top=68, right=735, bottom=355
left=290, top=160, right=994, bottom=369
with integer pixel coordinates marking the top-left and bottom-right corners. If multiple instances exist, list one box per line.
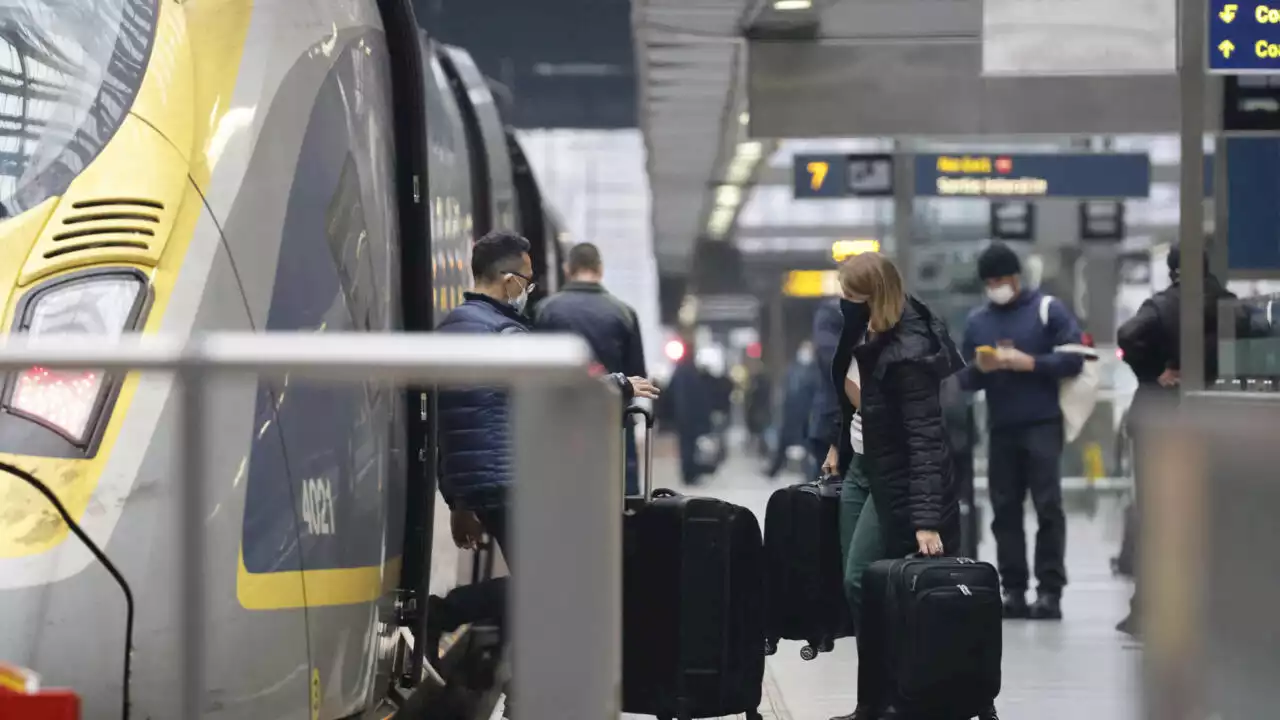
left=831, top=296, right=963, bottom=557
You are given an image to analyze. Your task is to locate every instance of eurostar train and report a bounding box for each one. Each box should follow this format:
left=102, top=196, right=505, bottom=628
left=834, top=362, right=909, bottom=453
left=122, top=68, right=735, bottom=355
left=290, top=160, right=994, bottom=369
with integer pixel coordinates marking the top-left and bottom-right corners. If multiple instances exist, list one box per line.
left=0, top=0, right=565, bottom=717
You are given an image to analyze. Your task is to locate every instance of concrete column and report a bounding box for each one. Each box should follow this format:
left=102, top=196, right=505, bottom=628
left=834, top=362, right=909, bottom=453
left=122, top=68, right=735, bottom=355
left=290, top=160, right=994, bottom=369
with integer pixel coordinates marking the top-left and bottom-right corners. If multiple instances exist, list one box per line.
left=1032, top=199, right=1082, bottom=314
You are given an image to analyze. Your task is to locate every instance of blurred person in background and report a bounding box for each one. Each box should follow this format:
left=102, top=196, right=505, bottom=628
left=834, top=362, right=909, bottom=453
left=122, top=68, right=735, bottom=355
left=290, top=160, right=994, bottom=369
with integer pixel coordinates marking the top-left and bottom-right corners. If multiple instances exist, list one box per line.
left=766, top=340, right=820, bottom=479
left=744, top=358, right=773, bottom=458
left=960, top=242, right=1083, bottom=621
left=1114, top=243, right=1250, bottom=637
left=821, top=252, right=971, bottom=720
left=668, top=345, right=715, bottom=486
left=808, top=297, right=844, bottom=479
left=535, top=242, right=649, bottom=495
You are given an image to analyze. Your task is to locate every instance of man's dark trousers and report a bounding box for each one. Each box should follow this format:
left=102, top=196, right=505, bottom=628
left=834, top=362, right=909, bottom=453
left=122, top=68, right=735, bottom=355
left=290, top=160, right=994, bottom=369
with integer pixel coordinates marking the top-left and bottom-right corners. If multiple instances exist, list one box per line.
left=987, top=419, right=1067, bottom=595
left=436, top=507, right=511, bottom=627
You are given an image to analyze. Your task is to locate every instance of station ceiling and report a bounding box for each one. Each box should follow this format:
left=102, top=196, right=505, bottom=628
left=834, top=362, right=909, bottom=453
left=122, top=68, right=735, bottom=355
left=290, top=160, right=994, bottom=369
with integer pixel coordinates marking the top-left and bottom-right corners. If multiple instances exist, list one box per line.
left=635, top=0, right=1222, bottom=278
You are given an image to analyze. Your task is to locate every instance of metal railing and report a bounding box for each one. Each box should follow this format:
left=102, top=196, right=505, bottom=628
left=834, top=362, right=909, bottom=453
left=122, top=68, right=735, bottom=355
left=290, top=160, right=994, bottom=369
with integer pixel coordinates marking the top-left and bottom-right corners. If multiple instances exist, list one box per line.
left=0, top=332, right=623, bottom=720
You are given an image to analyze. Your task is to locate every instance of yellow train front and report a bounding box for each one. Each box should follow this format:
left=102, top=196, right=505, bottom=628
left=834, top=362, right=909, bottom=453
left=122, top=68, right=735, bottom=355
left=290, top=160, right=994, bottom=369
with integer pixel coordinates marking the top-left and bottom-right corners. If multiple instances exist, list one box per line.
left=0, top=1, right=563, bottom=717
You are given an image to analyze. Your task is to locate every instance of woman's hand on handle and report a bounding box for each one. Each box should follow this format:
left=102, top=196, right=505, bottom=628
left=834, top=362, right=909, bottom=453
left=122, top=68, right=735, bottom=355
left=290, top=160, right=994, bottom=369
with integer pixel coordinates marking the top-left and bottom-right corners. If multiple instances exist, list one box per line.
left=822, top=445, right=839, bottom=476
left=915, top=529, right=944, bottom=556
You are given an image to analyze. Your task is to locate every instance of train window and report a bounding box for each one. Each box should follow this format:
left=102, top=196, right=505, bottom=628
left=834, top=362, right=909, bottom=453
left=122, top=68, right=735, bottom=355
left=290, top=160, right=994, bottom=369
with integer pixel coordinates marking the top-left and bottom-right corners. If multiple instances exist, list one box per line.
left=0, top=0, right=158, bottom=218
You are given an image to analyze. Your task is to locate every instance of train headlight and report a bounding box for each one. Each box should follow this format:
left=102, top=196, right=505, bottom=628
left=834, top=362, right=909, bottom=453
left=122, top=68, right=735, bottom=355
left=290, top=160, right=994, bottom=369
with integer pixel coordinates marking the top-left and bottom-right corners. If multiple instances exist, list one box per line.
left=5, top=271, right=150, bottom=447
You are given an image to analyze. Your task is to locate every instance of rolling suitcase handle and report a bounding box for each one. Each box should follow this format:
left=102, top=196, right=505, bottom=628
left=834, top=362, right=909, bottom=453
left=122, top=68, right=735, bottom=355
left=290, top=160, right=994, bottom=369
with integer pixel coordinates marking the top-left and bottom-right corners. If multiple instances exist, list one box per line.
left=624, top=406, right=655, bottom=506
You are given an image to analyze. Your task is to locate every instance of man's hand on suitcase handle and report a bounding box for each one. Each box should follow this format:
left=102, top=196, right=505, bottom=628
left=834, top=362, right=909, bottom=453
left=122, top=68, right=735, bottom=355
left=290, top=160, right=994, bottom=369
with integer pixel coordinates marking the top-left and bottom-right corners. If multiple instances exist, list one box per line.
left=628, top=376, right=661, bottom=399
left=916, top=529, right=944, bottom=556
left=451, top=509, right=486, bottom=550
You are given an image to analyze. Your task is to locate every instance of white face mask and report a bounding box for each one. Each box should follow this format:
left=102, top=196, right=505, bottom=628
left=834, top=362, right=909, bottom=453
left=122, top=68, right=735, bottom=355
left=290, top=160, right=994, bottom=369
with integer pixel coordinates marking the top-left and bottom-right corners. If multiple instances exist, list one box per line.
left=506, top=274, right=534, bottom=313
left=986, top=284, right=1016, bottom=305
left=510, top=284, right=531, bottom=313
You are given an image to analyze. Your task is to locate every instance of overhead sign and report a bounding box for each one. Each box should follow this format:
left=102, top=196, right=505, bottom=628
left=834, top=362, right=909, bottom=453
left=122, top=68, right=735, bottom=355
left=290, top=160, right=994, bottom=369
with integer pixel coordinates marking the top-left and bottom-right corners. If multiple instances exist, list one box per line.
left=990, top=201, right=1035, bottom=241
left=1209, top=2, right=1280, bottom=73
left=782, top=270, right=840, bottom=298
left=1080, top=200, right=1126, bottom=241
left=983, top=0, right=1176, bottom=76
left=692, top=294, right=761, bottom=323
left=1223, top=75, right=1280, bottom=128
left=831, top=239, right=881, bottom=261
left=793, top=153, right=894, bottom=199
left=913, top=153, right=1152, bottom=198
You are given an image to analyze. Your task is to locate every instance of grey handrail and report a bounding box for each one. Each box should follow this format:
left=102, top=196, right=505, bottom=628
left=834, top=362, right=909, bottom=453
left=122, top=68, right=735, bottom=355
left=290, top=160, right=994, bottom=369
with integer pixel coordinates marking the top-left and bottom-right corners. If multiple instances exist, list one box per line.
left=0, top=332, right=622, bottom=720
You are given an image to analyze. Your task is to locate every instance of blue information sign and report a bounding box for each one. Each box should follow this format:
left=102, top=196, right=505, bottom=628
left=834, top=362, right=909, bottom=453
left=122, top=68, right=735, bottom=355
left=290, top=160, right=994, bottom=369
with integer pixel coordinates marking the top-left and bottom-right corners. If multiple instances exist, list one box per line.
left=1209, top=1, right=1280, bottom=73
left=913, top=153, right=1151, bottom=199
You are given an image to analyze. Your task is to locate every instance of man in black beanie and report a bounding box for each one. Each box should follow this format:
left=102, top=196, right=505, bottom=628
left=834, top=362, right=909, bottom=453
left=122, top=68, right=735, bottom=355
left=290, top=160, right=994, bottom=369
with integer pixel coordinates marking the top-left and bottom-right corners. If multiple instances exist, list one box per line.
left=959, top=242, right=1085, bottom=621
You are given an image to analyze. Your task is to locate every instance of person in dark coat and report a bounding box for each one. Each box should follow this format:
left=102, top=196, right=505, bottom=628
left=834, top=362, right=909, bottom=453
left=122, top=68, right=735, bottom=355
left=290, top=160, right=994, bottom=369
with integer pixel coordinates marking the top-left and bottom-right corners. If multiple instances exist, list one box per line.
left=744, top=362, right=773, bottom=457
left=535, top=242, right=649, bottom=495
left=667, top=351, right=714, bottom=485
left=766, top=341, right=820, bottom=478
left=425, top=231, right=656, bottom=658
left=821, top=252, right=977, bottom=720
left=1113, top=244, right=1251, bottom=638
left=808, top=297, right=843, bottom=476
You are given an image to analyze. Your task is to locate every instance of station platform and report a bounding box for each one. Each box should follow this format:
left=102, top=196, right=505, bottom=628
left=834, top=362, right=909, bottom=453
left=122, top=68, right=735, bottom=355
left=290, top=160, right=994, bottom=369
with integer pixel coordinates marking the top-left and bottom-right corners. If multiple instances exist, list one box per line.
left=614, top=447, right=1141, bottom=720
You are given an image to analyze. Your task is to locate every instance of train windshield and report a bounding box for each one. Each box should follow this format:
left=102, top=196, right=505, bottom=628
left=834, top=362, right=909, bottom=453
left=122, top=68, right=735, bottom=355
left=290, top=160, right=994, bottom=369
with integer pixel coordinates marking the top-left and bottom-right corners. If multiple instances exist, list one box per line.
left=0, top=0, right=157, bottom=218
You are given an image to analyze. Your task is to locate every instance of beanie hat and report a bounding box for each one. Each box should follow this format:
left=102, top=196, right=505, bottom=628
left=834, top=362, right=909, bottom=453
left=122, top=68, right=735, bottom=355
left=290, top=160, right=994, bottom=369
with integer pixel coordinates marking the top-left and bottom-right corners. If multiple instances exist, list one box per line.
left=1167, top=243, right=1210, bottom=279
left=977, top=242, right=1022, bottom=281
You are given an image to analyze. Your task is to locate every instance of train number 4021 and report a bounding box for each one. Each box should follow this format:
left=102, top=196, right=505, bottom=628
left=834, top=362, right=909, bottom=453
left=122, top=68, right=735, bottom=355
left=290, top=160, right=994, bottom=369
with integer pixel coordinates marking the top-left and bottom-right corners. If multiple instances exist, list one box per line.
left=301, top=477, right=337, bottom=536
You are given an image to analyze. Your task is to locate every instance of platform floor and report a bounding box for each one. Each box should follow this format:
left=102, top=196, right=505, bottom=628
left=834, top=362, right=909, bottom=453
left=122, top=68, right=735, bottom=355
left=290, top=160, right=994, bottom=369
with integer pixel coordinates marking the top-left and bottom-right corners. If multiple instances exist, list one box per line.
left=620, top=449, right=1142, bottom=720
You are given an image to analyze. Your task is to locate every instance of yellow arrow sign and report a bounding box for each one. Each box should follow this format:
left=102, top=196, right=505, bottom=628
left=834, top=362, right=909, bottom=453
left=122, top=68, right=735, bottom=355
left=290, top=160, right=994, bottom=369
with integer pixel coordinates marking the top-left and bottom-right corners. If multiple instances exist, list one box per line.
left=1221, top=3, right=1237, bottom=22
left=1220, top=39, right=1236, bottom=58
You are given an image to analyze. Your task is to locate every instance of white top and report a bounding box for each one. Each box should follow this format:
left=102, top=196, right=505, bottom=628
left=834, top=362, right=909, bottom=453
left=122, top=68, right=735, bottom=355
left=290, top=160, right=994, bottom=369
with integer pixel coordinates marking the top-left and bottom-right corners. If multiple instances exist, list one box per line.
left=845, top=355, right=864, bottom=454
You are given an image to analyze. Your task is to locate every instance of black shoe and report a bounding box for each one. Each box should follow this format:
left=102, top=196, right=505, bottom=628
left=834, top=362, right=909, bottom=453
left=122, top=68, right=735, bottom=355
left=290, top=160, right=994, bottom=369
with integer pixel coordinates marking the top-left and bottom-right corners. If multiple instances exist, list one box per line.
left=423, top=595, right=452, bottom=663
left=1116, top=613, right=1139, bottom=638
left=1001, top=592, right=1029, bottom=619
left=827, top=705, right=877, bottom=720
left=1028, top=592, right=1063, bottom=620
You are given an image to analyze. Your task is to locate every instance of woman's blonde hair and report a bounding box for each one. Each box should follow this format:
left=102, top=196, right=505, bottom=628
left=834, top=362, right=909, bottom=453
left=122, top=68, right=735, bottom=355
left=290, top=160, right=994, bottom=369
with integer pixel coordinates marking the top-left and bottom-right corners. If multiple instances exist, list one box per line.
left=839, top=252, right=906, bottom=333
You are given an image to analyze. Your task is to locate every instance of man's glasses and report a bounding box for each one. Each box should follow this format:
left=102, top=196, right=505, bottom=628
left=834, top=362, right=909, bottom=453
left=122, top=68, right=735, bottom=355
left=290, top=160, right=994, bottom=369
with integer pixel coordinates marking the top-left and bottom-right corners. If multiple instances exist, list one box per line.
left=507, top=271, right=536, bottom=295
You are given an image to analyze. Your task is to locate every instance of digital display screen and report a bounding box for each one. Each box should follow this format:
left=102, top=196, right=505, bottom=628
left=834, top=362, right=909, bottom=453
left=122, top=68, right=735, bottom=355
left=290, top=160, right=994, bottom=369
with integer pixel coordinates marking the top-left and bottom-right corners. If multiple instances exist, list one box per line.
left=914, top=153, right=1152, bottom=198
left=793, top=153, right=894, bottom=199
left=990, top=201, right=1035, bottom=241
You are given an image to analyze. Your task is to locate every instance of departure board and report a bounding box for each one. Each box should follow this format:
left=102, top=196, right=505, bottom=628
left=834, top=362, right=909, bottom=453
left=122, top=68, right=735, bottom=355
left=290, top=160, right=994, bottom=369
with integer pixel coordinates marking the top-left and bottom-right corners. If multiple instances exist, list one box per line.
left=793, top=153, right=894, bottom=199
left=913, top=153, right=1151, bottom=198
left=1209, top=2, right=1280, bottom=73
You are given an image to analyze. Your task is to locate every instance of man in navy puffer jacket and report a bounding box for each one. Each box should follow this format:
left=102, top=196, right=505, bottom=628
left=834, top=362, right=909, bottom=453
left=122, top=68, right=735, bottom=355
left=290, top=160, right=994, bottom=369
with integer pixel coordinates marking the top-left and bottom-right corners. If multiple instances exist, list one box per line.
left=960, top=242, right=1083, bottom=622
left=427, top=231, right=656, bottom=659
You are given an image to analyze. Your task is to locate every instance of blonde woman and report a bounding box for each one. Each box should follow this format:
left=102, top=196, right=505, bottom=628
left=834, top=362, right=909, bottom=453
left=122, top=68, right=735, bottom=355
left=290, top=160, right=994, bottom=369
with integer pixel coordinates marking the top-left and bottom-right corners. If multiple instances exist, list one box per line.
left=821, top=252, right=968, bottom=720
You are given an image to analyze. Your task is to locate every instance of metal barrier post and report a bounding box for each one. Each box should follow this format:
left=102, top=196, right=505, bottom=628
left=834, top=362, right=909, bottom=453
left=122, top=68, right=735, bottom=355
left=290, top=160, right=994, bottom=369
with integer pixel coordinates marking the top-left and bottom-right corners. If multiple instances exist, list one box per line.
left=178, top=363, right=208, bottom=720
left=511, top=382, right=622, bottom=720
left=0, top=333, right=612, bottom=720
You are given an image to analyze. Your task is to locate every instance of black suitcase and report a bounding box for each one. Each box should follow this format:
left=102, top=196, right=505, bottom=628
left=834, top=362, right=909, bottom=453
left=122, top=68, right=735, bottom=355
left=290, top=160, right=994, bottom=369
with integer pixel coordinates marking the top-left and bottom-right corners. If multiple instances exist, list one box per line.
left=861, top=556, right=1002, bottom=719
left=763, top=475, right=851, bottom=660
left=621, top=407, right=766, bottom=720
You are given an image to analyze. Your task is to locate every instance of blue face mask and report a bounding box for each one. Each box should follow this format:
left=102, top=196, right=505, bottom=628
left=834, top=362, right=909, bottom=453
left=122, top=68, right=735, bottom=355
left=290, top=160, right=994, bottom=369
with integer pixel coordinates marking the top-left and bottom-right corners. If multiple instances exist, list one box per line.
left=840, top=299, right=870, bottom=338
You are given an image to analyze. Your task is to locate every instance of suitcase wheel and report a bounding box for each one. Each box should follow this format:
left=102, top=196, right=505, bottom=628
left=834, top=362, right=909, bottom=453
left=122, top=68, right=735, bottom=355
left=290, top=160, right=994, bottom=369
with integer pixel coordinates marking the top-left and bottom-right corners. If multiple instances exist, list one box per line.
left=799, top=644, right=818, bottom=661
left=764, top=638, right=778, bottom=656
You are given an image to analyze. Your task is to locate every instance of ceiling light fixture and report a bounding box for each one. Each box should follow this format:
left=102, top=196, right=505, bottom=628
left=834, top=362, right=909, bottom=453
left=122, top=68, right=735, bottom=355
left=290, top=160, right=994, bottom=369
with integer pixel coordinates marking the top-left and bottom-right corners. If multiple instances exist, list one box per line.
left=773, top=0, right=812, bottom=10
